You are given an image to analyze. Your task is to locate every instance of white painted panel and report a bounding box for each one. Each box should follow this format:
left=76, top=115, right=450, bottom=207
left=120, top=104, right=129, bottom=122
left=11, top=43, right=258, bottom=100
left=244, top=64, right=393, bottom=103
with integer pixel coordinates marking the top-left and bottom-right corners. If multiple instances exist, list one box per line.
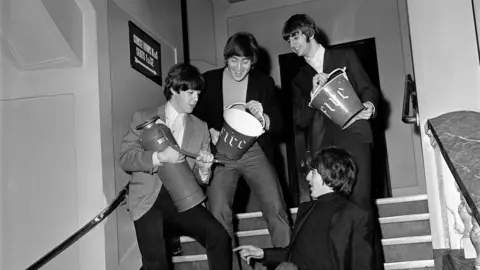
left=187, top=0, right=218, bottom=72
left=0, top=94, right=78, bottom=270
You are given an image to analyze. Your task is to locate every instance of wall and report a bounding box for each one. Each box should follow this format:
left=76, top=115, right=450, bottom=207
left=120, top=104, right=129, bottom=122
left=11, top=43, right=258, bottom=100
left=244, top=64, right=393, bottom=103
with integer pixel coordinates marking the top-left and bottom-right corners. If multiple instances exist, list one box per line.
left=407, top=0, right=480, bottom=249
left=0, top=0, right=107, bottom=269
left=187, top=0, right=425, bottom=196
left=106, top=0, right=184, bottom=268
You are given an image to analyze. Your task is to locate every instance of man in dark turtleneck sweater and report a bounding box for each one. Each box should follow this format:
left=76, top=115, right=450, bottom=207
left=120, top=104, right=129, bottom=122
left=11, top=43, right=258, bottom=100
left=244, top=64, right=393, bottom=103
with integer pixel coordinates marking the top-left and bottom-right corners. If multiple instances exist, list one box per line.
left=234, top=147, right=374, bottom=270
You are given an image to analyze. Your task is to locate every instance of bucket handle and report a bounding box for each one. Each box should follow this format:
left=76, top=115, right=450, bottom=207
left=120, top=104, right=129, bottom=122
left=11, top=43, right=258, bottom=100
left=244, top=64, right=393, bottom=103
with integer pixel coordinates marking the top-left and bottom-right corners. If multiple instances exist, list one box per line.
left=327, top=67, right=348, bottom=80
left=225, top=102, right=266, bottom=129
left=309, top=67, right=349, bottom=107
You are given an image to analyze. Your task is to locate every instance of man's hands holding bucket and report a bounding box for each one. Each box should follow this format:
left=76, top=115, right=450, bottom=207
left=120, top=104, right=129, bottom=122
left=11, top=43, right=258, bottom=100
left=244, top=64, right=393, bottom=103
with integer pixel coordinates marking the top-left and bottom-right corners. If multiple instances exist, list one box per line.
left=311, top=73, right=329, bottom=97
left=156, top=146, right=185, bottom=164
left=356, top=102, right=375, bottom=120
left=246, top=100, right=269, bottom=130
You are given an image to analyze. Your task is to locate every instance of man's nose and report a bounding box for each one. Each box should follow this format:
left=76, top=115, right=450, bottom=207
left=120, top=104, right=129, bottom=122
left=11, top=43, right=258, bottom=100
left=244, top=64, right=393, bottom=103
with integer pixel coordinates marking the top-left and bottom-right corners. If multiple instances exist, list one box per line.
left=306, top=171, right=312, bottom=181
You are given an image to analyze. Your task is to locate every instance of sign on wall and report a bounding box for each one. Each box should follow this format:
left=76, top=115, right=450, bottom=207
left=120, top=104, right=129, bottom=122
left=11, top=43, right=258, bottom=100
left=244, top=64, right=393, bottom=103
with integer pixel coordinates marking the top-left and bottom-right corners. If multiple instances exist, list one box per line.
left=129, top=21, right=162, bottom=86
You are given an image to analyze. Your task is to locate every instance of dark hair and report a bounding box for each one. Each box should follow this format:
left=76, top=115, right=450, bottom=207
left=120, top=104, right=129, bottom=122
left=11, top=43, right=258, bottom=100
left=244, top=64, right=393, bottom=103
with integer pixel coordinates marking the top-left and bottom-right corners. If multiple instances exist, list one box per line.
left=164, top=63, right=204, bottom=100
left=223, top=32, right=259, bottom=67
left=282, top=14, right=319, bottom=43
left=311, top=147, right=357, bottom=197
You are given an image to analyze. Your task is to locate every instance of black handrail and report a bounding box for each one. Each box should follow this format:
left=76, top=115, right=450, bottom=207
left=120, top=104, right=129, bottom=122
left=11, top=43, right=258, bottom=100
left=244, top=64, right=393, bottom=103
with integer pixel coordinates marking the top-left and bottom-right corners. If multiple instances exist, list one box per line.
left=401, top=74, right=419, bottom=125
left=25, top=183, right=129, bottom=270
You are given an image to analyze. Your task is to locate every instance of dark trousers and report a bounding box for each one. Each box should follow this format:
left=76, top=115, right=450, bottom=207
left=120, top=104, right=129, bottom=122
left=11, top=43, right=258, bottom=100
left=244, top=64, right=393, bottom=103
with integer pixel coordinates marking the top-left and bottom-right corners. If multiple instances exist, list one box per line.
left=207, top=145, right=291, bottom=269
left=134, top=187, right=232, bottom=270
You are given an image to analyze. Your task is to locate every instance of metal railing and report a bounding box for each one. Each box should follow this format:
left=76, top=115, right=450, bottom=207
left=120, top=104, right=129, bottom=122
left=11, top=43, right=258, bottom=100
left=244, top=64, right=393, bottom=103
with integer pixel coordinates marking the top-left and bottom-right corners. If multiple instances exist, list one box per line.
left=401, top=74, right=419, bottom=126
left=25, top=183, right=129, bottom=270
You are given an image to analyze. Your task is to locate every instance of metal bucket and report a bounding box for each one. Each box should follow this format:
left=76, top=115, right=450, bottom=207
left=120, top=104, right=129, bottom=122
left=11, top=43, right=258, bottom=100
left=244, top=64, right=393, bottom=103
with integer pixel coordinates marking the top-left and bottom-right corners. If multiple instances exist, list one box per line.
left=309, top=67, right=365, bottom=130
left=136, top=117, right=206, bottom=212
left=215, top=102, right=265, bottom=160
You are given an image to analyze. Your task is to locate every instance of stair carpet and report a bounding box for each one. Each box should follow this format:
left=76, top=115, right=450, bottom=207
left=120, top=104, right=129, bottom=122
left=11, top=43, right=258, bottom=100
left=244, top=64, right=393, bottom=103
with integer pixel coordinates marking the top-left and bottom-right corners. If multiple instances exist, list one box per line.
left=173, top=194, right=434, bottom=270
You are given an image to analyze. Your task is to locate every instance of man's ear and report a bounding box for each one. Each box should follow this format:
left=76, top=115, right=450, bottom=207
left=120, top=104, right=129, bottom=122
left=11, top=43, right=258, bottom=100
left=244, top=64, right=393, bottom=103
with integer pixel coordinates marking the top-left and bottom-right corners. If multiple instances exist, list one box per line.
left=169, top=88, right=178, bottom=96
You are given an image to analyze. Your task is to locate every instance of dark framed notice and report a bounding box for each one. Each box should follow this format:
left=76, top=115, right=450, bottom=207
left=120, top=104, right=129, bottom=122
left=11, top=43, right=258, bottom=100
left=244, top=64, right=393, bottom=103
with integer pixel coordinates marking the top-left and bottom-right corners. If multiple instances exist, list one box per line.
left=129, top=21, right=162, bottom=86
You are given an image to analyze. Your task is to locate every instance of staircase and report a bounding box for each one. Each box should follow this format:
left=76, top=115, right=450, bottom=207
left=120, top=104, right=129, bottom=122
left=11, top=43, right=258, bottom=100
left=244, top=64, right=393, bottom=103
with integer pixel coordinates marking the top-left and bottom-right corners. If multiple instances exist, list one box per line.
left=172, top=194, right=434, bottom=270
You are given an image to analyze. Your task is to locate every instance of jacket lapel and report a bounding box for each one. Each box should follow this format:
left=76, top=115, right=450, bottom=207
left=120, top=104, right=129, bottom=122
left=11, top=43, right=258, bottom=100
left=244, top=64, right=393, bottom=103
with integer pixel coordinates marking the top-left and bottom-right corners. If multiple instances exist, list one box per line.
left=156, top=105, right=167, bottom=122
left=246, top=71, right=259, bottom=102
left=291, top=200, right=318, bottom=243
left=323, top=47, right=332, bottom=74
left=182, top=115, right=194, bottom=149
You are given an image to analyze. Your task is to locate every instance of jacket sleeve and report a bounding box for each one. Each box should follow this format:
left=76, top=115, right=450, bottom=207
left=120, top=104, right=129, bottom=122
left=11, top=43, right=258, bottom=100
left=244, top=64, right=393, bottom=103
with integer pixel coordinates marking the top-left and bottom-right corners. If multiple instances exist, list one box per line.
left=352, top=212, right=375, bottom=270
left=292, top=78, right=316, bottom=128
left=262, top=76, right=283, bottom=135
left=119, top=110, right=156, bottom=174
left=192, top=123, right=212, bottom=184
left=261, top=247, right=290, bottom=268
left=346, top=49, right=380, bottom=117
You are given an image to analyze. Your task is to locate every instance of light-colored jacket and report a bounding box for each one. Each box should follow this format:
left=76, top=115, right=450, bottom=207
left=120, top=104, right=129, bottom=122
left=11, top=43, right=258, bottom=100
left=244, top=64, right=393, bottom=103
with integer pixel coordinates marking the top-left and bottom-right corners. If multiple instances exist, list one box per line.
left=119, top=104, right=211, bottom=221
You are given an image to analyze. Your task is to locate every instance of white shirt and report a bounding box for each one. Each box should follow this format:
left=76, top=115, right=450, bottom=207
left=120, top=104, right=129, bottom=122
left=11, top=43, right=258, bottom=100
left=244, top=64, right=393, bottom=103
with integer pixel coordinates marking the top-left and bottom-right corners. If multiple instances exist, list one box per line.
left=305, top=45, right=326, bottom=74
left=152, top=102, right=210, bottom=181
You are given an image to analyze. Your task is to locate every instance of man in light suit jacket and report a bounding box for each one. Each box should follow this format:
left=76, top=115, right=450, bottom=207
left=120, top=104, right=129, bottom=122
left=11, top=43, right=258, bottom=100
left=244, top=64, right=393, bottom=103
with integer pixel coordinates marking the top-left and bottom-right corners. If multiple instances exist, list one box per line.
left=234, top=147, right=374, bottom=270
left=119, top=63, right=232, bottom=270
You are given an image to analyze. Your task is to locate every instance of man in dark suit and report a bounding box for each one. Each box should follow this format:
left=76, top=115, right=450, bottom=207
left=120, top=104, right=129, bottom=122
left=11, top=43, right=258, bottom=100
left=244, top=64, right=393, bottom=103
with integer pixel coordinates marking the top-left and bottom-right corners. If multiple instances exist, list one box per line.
left=193, top=32, right=290, bottom=270
left=282, top=14, right=379, bottom=212
left=234, top=147, right=374, bottom=270
left=119, top=63, right=232, bottom=270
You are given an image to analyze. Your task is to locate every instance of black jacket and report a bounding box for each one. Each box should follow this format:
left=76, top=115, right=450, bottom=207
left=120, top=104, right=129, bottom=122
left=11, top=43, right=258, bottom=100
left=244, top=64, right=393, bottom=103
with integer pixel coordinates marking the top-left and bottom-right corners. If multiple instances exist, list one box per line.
left=263, top=193, right=374, bottom=270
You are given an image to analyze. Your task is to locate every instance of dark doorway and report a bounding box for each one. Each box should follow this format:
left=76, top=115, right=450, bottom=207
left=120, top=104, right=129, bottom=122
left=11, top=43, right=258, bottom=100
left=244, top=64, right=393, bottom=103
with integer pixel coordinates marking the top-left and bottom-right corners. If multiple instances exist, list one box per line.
left=278, top=38, right=391, bottom=206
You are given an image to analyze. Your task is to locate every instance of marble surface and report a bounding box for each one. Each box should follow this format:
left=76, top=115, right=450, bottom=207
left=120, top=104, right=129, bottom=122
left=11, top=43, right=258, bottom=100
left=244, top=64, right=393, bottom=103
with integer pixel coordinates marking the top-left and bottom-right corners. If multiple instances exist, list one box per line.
left=428, top=110, right=480, bottom=221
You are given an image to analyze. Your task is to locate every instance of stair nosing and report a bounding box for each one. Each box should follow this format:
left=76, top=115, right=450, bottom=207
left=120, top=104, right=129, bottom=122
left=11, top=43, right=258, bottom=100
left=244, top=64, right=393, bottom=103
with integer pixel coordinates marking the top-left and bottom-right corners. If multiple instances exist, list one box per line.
left=381, top=235, right=432, bottom=245
left=376, top=194, right=428, bottom=205
left=181, top=231, right=432, bottom=245
left=235, top=194, right=428, bottom=220
left=384, top=259, right=434, bottom=269
left=172, top=256, right=435, bottom=267
left=379, top=213, right=430, bottom=224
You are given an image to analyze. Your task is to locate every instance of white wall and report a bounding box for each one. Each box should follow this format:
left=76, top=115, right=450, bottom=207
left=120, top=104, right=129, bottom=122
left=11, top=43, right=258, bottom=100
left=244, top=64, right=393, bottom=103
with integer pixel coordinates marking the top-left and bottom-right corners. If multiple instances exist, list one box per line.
left=407, top=0, right=480, bottom=249
left=0, top=0, right=108, bottom=269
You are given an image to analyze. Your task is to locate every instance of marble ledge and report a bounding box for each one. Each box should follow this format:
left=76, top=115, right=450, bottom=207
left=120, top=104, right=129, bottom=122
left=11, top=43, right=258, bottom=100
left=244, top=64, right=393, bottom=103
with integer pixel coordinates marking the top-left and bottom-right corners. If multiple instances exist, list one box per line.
left=427, top=110, right=480, bottom=222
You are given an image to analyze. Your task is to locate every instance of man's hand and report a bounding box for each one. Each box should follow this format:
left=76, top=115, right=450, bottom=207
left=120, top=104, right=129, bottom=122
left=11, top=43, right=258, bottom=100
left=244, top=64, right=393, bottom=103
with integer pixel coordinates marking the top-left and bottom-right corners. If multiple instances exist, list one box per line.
left=310, top=73, right=329, bottom=98
left=246, top=100, right=265, bottom=125
left=356, top=102, right=375, bottom=120
left=157, top=146, right=185, bottom=164
left=209, top=128, right=220, bottom=145
left=233, top=245, right=264, bottom=265
left=196, top=150, right=214, bottom=173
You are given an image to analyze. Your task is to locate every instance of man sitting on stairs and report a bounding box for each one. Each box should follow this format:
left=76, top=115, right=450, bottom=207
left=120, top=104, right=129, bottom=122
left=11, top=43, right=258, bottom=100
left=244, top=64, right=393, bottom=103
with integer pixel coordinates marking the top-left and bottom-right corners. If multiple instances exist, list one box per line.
left=234, top=147, right=374, bottom=270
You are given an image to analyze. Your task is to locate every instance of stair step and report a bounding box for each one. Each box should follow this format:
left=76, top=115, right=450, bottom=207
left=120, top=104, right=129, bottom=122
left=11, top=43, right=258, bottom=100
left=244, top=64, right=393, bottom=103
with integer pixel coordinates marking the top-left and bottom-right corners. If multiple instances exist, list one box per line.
left=383, top=241, right=433, bottom=263
left=175, top=235, right=433, bottom=261
left=377, top=195, right=429, bottom=217
left=236, top=213, right=431, bottom=238
left=173, top=260, right=435, bottom=270
left=384, top=259, right=435, bottom=269
left=172, top=195, right=433, bottom=269
left=381, top=215, right=431, bottom=239
left=173, top=258, right=435, bottom=270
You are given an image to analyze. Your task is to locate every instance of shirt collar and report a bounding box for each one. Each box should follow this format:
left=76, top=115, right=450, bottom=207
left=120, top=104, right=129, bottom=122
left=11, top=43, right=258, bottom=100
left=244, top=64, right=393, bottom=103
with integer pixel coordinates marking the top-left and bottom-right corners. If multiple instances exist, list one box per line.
left=305, top=45, right=325, bottom=72
left=165, top=101, right=185, bottom=127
